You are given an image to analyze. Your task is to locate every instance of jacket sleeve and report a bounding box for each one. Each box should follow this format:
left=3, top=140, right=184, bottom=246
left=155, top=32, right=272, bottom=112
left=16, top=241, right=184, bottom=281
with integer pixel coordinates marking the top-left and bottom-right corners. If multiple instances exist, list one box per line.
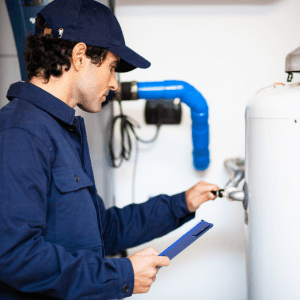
left=0, top=128, right=134, bottom=300
left=98, top=191, right=195, bottom=256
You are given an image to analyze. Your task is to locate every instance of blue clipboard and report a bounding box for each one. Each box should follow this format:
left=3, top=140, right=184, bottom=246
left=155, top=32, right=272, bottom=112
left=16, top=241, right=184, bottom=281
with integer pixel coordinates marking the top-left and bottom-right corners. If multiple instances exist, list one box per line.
left=159, top=220, right=213, bottom=261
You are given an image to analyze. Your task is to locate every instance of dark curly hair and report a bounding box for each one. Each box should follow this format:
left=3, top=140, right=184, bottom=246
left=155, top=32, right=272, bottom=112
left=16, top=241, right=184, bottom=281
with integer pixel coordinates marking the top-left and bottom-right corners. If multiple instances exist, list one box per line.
left=23, top=14, right=109, bottom=83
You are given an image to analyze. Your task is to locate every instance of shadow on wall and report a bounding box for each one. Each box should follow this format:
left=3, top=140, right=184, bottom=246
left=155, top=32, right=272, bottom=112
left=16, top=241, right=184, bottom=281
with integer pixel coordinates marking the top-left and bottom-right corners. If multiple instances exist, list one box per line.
left=118, top=0, right=281, bottom=5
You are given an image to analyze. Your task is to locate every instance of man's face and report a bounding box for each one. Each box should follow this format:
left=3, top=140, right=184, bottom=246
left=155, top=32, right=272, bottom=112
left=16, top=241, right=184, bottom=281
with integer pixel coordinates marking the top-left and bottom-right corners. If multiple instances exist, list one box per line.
left=74, top=51, right=119, bottom=113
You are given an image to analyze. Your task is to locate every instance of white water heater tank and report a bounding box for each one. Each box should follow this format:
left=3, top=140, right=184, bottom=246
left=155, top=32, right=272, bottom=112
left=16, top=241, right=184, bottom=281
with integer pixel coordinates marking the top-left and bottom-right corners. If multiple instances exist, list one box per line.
left=245, top=82, right=300, bottom=300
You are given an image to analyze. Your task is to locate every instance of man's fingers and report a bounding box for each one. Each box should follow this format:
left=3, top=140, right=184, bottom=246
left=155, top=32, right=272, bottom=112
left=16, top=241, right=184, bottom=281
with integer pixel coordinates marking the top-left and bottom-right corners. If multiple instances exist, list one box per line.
left=153, top=255, right=170, bottom=267
left=137, top=247, right=159, bottom=256
left=207, top=184, right=220, bottom=193
left=198, top=181, right=220, bottom=193
left=129, top=250, right=168, bottom=295
left=208, top=192, right=217, bottom=200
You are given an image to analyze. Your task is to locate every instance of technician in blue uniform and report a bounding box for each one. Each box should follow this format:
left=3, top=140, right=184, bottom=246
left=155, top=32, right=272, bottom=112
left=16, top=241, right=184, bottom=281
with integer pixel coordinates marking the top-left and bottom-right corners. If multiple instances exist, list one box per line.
left=0, top=1, right=219, bottom=299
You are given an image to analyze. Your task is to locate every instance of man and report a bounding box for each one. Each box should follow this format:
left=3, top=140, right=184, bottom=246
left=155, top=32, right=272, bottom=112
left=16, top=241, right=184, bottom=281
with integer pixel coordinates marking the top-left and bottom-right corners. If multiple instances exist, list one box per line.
left=0, top=0, right=219, bottom=299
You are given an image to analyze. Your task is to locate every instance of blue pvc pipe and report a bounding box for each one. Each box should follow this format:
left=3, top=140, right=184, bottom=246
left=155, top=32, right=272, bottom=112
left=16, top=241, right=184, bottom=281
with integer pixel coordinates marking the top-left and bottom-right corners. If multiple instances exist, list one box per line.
left=137, top=80, right=209, bottom=171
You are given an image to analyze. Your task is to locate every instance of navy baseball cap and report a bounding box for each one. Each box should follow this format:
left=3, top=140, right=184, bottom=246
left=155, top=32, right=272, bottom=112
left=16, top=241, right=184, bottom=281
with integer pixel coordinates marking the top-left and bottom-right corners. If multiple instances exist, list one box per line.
left=34, top=0, right=151, bottom=73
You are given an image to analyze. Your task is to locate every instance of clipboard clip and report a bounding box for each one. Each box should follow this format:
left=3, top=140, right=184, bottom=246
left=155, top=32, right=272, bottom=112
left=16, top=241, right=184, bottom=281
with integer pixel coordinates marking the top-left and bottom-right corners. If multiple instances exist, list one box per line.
left=192, top=223, right=211, bottom=237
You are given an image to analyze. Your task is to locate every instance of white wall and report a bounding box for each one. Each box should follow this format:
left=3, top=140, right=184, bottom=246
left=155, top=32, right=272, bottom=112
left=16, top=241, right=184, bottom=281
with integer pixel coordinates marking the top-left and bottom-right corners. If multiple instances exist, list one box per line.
left=113, top=0, right=300, bottom=299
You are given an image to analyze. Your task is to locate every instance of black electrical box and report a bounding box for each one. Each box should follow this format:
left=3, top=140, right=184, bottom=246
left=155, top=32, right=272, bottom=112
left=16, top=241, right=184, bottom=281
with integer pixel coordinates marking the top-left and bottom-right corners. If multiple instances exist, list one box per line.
left=144, top=99, right=182, bottom=125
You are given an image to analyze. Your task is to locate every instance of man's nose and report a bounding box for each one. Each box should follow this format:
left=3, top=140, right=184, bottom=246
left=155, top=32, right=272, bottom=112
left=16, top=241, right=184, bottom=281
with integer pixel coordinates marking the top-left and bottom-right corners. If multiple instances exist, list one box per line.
left=109, top=73, right=118, bottom=91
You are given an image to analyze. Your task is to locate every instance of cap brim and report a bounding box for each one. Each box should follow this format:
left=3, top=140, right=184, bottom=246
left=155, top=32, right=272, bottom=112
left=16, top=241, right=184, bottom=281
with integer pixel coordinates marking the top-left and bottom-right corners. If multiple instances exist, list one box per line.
left=109, top=45, right=151, bottom=73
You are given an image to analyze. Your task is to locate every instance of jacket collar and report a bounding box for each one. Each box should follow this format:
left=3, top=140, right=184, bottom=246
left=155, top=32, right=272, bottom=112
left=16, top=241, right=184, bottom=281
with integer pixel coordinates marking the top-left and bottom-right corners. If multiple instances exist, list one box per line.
left=6, top=81, right=75, bottom=126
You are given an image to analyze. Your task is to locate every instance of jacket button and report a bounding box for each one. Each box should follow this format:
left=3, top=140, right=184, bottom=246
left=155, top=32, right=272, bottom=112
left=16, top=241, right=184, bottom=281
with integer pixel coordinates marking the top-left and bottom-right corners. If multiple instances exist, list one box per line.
left=68, top=123, right=77, bottom=132
left=74, top=175, right=80, bottom=183
left=122, top=284, right=129, bottom=293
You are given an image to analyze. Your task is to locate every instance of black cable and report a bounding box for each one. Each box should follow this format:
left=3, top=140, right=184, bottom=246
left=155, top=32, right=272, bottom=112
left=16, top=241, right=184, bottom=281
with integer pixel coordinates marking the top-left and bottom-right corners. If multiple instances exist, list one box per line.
left=108, top=101, right=161, bottom=202
left=108, top=101, right=161, bottom=168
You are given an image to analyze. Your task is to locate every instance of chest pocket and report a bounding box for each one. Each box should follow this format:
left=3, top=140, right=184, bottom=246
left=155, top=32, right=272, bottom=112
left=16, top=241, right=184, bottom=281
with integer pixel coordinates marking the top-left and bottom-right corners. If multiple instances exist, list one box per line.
left=51, top=166, right=102, bottom=252
left=52, top=166, right=93, bottom=192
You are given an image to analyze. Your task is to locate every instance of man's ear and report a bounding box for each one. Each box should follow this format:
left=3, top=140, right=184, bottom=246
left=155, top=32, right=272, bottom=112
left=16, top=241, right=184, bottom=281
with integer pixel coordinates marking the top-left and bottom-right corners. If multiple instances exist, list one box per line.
left=72, top=43, right=88, bottom=71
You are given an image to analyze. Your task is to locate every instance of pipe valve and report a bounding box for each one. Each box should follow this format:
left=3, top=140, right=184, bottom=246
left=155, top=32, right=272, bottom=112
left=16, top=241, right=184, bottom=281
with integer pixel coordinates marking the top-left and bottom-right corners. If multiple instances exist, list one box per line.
left=223, top=158, right=245, bottom=202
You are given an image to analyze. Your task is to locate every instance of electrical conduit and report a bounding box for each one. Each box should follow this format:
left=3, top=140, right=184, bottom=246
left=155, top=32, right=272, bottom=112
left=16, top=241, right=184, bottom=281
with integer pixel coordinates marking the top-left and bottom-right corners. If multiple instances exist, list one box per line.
left=137, top=80, right=210, bottom=170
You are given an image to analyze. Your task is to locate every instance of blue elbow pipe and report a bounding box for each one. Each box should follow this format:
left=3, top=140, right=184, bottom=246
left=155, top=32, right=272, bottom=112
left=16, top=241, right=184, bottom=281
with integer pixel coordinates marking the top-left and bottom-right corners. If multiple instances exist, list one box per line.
left=137, top=80, right=210, bottom=171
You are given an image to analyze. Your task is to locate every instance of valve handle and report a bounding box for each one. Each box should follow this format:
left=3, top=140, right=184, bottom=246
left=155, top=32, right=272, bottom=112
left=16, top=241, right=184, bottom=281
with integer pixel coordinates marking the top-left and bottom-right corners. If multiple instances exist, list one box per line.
left=212, top=189, right=224, bottom=198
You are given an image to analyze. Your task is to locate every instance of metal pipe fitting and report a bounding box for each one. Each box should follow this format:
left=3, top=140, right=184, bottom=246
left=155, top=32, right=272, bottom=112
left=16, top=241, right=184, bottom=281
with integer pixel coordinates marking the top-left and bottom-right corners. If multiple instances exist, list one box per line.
left=114, top=81, right=139, bottom=101
left=228, top=191, right=245, bottom=201
left=223, top=158, right=245, bottom=201
left=225, top=170, right=245, bottom=188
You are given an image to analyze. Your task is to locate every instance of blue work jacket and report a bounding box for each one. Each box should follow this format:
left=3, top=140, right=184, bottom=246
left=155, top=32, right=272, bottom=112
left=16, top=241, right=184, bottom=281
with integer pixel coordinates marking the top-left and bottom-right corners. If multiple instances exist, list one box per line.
left=0, top=81, right=195, bottom=300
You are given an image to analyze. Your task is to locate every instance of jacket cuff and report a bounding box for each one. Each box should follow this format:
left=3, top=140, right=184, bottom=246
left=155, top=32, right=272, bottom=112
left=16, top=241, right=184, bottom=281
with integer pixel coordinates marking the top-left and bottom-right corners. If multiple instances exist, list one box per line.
left=111, top=257, right=134, bottom=299
left=170, top=191, right=195, bottom=222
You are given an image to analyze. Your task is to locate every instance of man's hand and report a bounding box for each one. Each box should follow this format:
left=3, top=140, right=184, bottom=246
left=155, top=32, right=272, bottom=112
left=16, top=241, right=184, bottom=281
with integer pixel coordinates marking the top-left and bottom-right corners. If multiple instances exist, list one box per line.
left=128, top=247, right=170, bottom=294
left=185, top=180, right=220, bottom=213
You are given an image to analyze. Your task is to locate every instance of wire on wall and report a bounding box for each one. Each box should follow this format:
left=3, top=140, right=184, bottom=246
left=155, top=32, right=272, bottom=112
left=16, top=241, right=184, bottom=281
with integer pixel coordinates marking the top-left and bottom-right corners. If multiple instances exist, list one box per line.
left=108, top=101, right=161, bottom=203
